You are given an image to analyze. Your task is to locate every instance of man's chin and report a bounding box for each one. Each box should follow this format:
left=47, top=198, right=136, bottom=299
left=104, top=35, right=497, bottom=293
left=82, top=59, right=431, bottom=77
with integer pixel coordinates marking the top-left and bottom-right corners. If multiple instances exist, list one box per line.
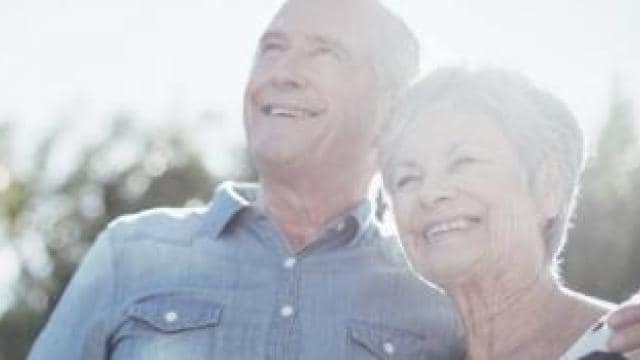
left=253, top=148, right=310, bottom=173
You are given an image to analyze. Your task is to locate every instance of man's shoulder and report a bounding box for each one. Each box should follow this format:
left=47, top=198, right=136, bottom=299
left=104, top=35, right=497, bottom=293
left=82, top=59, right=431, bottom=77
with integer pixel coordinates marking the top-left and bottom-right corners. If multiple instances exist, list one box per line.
left=103, top=205, right=210, bottom=247
left=96, top=180, right=258, bottom=248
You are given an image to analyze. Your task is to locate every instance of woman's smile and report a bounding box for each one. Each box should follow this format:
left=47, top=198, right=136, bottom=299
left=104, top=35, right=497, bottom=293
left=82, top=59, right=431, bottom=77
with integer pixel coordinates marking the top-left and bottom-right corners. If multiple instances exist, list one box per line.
left=419, top=215, right=482, bottom=243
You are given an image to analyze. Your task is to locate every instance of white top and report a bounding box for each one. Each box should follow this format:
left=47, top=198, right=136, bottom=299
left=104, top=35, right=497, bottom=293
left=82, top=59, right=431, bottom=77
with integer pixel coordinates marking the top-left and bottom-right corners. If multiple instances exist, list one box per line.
left=560, top=319, right=626, bottom=359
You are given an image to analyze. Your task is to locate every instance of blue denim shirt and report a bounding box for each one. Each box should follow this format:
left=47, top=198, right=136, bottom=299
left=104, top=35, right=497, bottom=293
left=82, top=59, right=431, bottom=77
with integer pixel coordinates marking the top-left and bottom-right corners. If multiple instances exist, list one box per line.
left=29, top=181, right=466, bottom=360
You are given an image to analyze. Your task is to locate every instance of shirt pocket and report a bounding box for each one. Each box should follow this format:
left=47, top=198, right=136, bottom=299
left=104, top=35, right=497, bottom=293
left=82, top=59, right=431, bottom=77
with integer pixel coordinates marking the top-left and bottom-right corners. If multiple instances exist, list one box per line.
left=112, top=292, right=224, bottom=359
left=346, top=320, right=428, bottom=360
left=127, top=294, right=223, bottom=332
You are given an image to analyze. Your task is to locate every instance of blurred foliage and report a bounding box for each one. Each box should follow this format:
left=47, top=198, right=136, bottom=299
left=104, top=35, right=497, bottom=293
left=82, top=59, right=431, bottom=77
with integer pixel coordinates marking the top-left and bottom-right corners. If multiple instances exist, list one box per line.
left=0, top=113, right=255, bottom=359
left=0, top=89, right=637, bottom=358
left=564, top=89, right=640, bottom=302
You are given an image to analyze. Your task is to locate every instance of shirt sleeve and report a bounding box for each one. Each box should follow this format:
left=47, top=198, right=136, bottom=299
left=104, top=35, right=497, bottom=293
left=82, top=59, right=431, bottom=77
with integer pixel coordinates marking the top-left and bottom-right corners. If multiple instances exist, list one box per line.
left=28, top=227, right=117, bottom=360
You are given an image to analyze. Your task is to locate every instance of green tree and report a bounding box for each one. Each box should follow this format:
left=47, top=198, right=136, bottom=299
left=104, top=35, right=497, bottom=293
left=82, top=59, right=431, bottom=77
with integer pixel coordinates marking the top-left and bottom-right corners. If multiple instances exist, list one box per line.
left=563, top=83, right=639, bottom=302
left=0, top=113, right=253, bottom=359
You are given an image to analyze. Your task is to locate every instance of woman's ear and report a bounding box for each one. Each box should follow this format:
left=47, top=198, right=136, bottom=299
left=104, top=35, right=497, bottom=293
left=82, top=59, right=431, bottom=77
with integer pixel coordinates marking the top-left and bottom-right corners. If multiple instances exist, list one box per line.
left=534, top=158, right=564, bottom=221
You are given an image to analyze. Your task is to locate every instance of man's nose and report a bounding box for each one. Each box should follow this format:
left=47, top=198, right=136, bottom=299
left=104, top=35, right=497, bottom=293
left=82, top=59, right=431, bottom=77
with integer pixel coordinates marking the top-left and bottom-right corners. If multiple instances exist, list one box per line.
left=418, top=180, right=457, bottom=210
left=269, top=52, right=308, bottom=90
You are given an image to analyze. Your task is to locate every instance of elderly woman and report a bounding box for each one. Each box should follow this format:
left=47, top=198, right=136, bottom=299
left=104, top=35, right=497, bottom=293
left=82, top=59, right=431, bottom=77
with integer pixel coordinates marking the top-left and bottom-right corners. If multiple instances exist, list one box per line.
left=381, top=67, right=628, bottom=359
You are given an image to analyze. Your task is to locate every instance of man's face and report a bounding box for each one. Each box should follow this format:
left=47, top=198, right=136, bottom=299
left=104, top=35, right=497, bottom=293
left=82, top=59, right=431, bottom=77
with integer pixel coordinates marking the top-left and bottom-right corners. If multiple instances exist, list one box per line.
left=244, top=0, right=382, bottom=173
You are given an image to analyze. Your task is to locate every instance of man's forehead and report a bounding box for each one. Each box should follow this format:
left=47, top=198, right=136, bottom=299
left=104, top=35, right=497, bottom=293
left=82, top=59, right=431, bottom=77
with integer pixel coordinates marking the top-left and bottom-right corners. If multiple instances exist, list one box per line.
left=267, top=0, right=378, bottom=42
left=275, top=0, right=377, bottom=18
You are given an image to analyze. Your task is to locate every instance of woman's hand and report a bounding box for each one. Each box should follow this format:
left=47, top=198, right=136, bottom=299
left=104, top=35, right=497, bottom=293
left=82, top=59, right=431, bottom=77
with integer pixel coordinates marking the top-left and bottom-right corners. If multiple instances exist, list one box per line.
left=608, top=294, right=640, bottom=359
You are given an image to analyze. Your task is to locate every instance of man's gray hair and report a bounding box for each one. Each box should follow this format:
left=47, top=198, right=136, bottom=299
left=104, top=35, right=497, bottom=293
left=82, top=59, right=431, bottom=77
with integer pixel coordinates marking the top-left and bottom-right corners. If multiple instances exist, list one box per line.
left=269, top=0, right=419, bottom=110
left=364, top=0, right=420, bottom=99
left=383, top=67, right=586, bottom=273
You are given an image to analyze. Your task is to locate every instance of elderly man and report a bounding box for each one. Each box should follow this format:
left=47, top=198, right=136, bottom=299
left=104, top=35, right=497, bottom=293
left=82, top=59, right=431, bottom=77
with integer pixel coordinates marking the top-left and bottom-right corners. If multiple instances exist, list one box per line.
left=29, top=0, right=466, bottom=359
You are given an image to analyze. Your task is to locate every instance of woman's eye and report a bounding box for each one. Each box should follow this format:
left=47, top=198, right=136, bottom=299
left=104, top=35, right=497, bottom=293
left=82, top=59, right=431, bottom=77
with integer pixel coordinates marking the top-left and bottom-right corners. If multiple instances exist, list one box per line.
left=395, top=175, right=420, bottom=190
left=450, top=156, right=478, bottom=172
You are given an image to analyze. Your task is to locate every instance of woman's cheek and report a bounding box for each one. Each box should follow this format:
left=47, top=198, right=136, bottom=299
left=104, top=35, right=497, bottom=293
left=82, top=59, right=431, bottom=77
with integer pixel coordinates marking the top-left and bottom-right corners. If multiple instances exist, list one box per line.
left=393, top=195, right=423, bottom=251
left=486, top=194, right=543, bottom=268
left=392, top=197, right=413, bottom=234
left=456, top=172, right=503, bottom=198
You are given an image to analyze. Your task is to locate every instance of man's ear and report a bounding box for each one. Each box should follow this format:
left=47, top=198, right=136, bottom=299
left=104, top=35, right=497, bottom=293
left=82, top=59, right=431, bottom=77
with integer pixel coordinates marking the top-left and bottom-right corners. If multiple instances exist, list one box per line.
left=372, top=88, right=401, bottom=147
left=534, top=158, right=564, bottom=221
left=371, top=105, right=390, bottom=148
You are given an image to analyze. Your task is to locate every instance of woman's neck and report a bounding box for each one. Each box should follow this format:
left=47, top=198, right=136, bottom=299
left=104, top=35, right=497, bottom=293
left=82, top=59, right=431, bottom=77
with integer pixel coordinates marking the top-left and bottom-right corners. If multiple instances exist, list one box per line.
left=449, top=269, right=607, bottom=359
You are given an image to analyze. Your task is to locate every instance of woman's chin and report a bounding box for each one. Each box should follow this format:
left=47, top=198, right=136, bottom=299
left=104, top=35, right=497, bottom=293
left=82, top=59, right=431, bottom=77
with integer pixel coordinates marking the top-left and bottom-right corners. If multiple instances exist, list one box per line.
left=413, top=253, right=485, bottom=289
left=403, top=231, right=489, bottom=287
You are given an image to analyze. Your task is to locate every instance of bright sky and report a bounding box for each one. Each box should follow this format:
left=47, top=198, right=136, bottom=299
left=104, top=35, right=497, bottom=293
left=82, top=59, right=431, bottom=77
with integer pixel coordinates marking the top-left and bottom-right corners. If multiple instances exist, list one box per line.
left=1, top=0, right=639, bottom=170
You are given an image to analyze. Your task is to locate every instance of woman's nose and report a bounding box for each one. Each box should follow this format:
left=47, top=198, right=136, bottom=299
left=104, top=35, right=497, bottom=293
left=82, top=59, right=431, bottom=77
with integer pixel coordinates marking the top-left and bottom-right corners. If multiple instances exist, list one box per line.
left=418, top=180, right=457, bottom=210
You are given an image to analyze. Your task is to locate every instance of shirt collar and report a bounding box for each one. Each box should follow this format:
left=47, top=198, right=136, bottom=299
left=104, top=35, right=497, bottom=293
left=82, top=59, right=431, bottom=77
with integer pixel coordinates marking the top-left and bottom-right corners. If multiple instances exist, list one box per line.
left=206, top=181, right=257, bottom=239
left=205, top=181, right=377, bottom=240
left=328, top=198, right=374, bottom=241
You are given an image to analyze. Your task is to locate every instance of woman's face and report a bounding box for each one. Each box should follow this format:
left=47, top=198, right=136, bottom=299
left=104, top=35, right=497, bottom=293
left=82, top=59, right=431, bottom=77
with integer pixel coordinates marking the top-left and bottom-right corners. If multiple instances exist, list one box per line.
left=384, top=106, right=547, bottom=285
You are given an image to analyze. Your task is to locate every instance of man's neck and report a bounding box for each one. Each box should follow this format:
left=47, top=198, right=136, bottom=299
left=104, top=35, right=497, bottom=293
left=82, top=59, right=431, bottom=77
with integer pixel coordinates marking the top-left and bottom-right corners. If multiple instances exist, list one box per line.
left=258, top=172, right=373, bottom=253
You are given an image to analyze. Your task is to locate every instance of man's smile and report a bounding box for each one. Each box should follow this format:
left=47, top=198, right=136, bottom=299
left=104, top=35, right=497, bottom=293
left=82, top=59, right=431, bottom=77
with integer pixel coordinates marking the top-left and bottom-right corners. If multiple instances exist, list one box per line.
left=260, top=103, right=323, bottom=119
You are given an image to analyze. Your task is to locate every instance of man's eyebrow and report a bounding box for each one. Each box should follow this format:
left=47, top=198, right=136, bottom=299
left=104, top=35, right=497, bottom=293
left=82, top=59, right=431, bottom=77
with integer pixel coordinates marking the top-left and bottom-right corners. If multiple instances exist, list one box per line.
left=306, top=35, right=349, bottom=55
left=259, top=31, right=287, bottom=43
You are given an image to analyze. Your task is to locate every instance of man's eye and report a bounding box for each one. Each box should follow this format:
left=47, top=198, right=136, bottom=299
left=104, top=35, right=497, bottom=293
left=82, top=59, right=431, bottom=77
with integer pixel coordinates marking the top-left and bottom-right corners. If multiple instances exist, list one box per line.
left=311, top=46, right=340, bottom=60
left=261, top=42, right=285, bottom=54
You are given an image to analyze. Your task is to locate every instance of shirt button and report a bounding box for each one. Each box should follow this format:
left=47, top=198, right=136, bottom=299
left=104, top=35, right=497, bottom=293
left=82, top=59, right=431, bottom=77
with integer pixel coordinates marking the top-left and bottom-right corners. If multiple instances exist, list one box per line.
left=280, top=305, right=294, bottom=318
left=283, top=257, right=296, bottom=269
left=383, top=341, right=395, bottom=356
left=164, top=311, right=178, bottom=323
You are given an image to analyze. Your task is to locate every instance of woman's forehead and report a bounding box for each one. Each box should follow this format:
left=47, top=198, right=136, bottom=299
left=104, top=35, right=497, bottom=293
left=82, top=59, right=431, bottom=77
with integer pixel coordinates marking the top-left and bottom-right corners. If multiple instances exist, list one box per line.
left=387, top=107, right=516, bottom=162
left=404, top=105, right=504, bottom=141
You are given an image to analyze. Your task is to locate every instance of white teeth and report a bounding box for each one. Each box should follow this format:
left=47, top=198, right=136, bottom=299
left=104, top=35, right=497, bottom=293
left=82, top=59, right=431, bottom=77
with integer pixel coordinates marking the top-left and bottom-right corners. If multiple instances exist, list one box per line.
left=423, top=218, right=472, bottom=240
left=272, top=107, right=300, bottom=117
left=264, top=105, right=307, bottom=118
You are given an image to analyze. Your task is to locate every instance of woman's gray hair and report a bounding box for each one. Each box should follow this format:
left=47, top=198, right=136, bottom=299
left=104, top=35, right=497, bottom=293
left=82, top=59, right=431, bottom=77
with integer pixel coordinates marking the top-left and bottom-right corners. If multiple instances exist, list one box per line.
left=382, top=67, right=586, bottom=274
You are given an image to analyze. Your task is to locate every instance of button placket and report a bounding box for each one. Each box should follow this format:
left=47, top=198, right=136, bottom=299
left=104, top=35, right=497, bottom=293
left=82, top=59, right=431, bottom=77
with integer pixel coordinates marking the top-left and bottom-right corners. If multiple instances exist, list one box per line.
left=279, top=257, right=297, bottom=321
left=383, top=341, right=395, bottom=356
left=279, top=305, right=294, bottom=318
left=283, top=257, right=296, bottom=269
left=266, top=250, right=301, bottom=359
left=164, top=310, right=178, bottom=323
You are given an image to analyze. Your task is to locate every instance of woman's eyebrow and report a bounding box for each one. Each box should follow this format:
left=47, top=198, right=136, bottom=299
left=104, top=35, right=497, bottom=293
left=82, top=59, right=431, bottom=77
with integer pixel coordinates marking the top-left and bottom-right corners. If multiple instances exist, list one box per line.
left=446, top=141, right=464, bottom=157
left=392, top=160, right=421, bottom=172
